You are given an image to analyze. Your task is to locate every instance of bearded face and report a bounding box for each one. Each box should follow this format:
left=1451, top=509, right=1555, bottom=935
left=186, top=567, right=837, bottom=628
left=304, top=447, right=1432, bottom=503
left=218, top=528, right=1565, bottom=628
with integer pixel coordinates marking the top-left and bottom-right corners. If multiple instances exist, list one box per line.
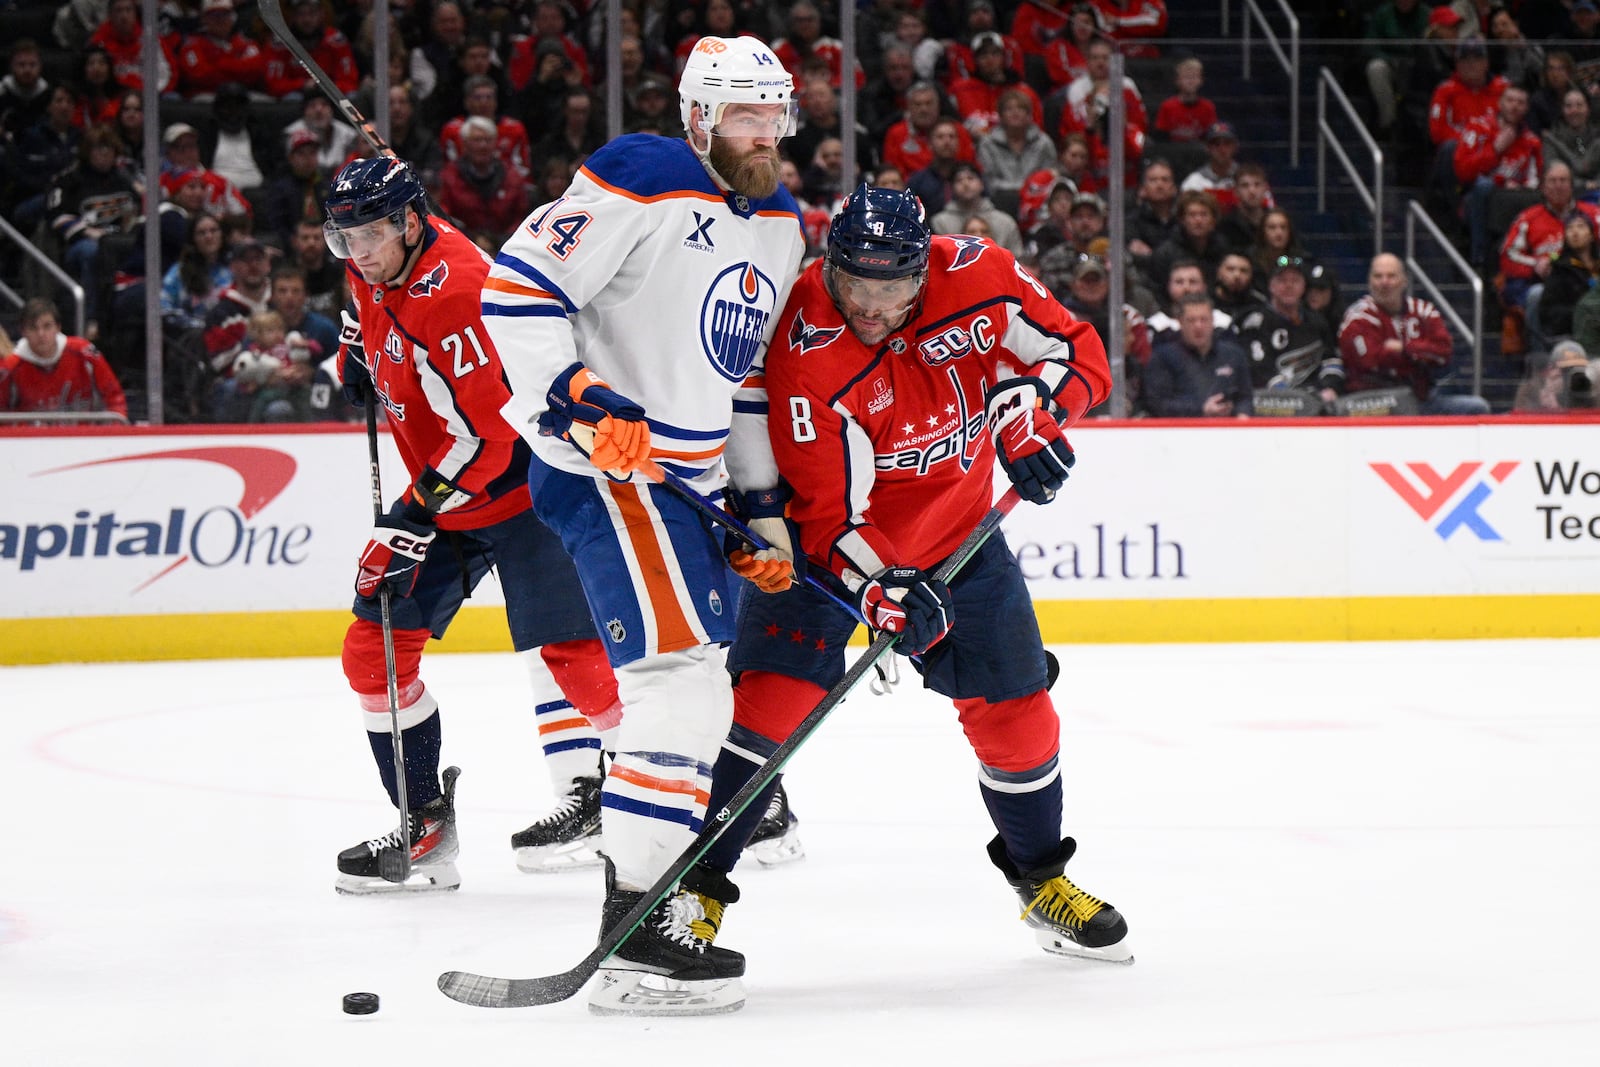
left=709, top=135, right=781, bottom=199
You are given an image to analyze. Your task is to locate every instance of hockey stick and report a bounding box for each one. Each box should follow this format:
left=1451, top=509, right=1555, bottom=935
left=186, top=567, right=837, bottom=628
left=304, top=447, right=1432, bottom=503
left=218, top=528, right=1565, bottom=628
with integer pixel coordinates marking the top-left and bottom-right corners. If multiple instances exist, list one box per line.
left=258, top=0, right=394, bottom=161
left=437, top=485, right=1023, bottom=1008
left=365, top=393, right=411, bottom=885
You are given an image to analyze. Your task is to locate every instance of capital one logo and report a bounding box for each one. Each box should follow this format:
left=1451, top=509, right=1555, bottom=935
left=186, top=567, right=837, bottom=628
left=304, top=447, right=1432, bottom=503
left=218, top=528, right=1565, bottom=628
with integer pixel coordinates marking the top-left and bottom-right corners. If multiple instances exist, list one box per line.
left=1370, top=461, right=1519, bottom=541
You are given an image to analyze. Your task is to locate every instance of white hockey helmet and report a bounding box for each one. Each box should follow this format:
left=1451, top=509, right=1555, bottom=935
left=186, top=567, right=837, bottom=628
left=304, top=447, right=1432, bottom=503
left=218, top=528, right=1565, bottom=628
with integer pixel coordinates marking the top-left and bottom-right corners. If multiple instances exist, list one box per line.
left=678, top=35, right=798, bottom=140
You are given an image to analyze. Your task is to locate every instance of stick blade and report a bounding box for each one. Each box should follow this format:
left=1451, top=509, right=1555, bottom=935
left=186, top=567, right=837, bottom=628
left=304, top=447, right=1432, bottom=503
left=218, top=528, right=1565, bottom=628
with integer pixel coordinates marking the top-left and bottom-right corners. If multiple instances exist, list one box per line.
left=437, top=964, right=596, bottom=1008
left=377, top=847, right=410, bottom=883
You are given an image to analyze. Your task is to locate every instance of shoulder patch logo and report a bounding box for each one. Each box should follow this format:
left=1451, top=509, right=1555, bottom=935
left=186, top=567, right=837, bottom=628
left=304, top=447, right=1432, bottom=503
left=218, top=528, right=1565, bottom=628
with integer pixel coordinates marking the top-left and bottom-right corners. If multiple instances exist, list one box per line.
left=684, top=211, right=715, bottom=251
left=947, top=234, right=988, bottom=272
left=408, top=260, right=449, bottom=298
left=788, top=307, right=845, bottom=353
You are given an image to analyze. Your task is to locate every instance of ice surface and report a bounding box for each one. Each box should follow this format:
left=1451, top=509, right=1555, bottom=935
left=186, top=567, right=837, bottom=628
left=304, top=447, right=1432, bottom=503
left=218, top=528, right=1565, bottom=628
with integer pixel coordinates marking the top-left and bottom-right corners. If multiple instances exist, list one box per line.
left=4, top=640, right=1598, bottom=1064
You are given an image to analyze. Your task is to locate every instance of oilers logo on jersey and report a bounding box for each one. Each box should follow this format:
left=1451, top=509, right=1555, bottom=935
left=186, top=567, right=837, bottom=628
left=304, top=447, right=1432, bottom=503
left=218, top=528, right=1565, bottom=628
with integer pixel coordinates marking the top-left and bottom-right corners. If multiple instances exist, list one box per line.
left=701, top=262, right=779, bottom=382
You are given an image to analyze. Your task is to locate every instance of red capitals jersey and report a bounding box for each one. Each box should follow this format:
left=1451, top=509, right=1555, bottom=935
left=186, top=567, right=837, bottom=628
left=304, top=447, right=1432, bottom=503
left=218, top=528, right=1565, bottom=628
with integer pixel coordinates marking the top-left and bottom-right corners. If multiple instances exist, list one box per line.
left=1452, top=115, right=1542, bottom=187
left=1, top=335, right=127, bottom=417
left=1500, top=200, right=1600, bottom=279
left=439, top=115, right=533, bottom=180
left=767, top=236, right=1109, bottom=582
left=1337, top=294, right=1454, bottom=399
left=1428, top=74, right=1507, bottom=145
left=176, top=32, right=267, bottom=97
left=264, top=27, right=359, bottom=98
left=340, top=218, right=530, bottom=531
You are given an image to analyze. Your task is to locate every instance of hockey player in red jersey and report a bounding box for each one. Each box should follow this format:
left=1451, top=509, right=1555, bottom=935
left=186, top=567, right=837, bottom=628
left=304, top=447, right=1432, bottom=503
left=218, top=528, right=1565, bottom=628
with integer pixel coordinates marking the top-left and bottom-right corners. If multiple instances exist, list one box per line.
left=321, top=157, right=623, bottom=892
left=676, top=186, right=1133, bottom=1000
left=0, top=298, right=127, bottom=419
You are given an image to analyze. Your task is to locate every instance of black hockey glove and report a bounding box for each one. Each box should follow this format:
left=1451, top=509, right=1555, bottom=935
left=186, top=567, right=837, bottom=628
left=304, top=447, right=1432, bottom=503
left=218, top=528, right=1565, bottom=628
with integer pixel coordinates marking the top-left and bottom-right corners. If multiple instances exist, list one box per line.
left=856, top=567, right=953, bottom=656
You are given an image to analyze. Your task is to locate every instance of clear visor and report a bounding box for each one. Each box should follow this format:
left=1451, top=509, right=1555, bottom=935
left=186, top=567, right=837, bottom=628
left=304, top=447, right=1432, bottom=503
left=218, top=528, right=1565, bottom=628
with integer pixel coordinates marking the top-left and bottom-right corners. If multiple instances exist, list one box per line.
left=703, top=101, right=799, bottom=140
left=829, top=266, right=926, bottom=314
left=323, top=216, right=403, bottom=260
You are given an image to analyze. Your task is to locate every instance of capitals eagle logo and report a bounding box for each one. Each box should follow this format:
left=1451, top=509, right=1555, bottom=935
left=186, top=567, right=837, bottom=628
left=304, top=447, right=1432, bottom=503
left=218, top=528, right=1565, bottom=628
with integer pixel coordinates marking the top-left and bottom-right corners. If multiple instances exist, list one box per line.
left=408, top=260, right=449, bottom=298
left=946, top=234, right=988, bottom=272
left=788, top=307, right=845, bottom=353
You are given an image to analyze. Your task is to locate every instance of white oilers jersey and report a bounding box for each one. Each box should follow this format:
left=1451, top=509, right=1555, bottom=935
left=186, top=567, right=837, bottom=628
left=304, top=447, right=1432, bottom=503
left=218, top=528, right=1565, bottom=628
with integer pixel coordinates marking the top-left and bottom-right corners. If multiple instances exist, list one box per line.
left=482, top=134, right=806, bottom=493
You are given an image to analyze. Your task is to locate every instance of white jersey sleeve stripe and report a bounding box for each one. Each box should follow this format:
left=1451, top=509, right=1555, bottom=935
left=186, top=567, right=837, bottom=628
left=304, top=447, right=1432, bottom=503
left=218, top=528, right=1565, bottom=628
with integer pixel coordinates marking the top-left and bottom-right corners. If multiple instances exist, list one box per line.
left=486, top=254, right=578, bottom=312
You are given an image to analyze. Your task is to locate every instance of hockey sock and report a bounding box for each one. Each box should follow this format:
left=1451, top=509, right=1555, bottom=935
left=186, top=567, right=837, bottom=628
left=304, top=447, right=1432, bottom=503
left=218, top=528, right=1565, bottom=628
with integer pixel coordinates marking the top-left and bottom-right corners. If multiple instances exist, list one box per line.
left=367, top=710, right=444, bottom=811
left=957, top=692, right=1063, bottom=871
left=699, top=724, right=784, bottom=874
left=522, top=647, right=604, bottom=792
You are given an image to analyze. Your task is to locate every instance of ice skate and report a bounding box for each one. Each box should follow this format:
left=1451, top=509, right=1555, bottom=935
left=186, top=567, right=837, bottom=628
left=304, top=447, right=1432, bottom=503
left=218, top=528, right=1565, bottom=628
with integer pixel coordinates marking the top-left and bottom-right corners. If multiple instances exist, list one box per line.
left=987, top=835, right=1132, bottom=964
left=588, top=859, right=746, bottom=1016
left=742, top=782, right=805, bottom=867
left=511, top=775, right=603, bottom=873
left=335, top=766, right=461, bottom=895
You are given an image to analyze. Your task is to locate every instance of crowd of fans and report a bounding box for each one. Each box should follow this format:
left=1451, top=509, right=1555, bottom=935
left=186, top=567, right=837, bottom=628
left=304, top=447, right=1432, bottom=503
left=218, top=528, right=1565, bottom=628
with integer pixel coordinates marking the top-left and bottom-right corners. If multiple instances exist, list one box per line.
left=0, top=0, right=1595, bottom=424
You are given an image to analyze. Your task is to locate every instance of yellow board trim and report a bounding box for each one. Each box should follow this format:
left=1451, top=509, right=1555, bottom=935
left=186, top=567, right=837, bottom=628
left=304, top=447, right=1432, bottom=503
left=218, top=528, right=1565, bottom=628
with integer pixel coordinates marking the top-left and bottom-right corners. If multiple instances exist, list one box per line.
left=3, top=595, right=1597, bottom=665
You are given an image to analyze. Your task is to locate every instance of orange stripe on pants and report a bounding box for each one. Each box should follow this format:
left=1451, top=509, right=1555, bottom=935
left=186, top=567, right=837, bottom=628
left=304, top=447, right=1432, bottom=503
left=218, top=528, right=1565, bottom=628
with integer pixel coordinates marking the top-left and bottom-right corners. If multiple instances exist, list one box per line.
left=606, top=481, right=699, bottom=654
left=608, top=762, right=711, bottom=806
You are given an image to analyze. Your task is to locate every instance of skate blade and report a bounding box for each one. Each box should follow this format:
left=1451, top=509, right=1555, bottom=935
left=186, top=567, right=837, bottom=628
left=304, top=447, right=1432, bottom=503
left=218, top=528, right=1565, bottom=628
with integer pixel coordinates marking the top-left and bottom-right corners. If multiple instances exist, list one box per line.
left=334, top=862, right=461, bottom=895
left=513, top=836, right=604, bottom=873
left=587, top=969, right=746, bottom=1017
left=1034, top=929, right=1135, bottom=965
left=743, top=828, right=806, bottom=867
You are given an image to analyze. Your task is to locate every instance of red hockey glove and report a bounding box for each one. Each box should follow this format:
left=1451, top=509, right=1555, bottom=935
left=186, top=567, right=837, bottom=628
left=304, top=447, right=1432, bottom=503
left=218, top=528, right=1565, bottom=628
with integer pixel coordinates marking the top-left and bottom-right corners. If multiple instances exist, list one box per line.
left=985, top=378, right=1075, bottom=505
left=855, top=566, right=954, bottom=656
left=538, top=362, right=651, bottom=477
left=355, top=498, right=435, bottom=600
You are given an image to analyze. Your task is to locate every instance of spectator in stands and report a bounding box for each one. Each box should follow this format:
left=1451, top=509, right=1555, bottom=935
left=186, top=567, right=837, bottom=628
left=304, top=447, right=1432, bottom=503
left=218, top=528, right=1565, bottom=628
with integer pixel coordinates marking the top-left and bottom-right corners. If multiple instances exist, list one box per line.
left=1127, top=158, right=1179, bottom=272
left=1058, top=36, right=1148, bottom=189
left=930, top=163, right=1022, bottom=253
left=1213, top=250, right=1267, bottom=319
left=772, top=1, right=861, bottom=91
left=380, top=83, right=441, bottom=192
left=508, top=0, right=591, bottom=95
left=1145, top=292, right=1253, bottom=418
left=949, top=32, right=1041, bottom=140
left=49, top=123, right=140, bottom=338
left=73, top=46, right=122, bottom=130
left=1534, top=210, right=1600, bottom=342
left=906, top=115, right=968, bottom=216
left=1042, top=3, right=1101, bottom=92
left=112, top=90, right=145, bottom=189
left=1057, top=252, right=1153, bottom=370
left=1017, top=133, right=1094, bottom=236
left=1305, top=262, right=1345, bottom=339
left=283, top=95, right=360, bottom=178
left=889, top=8, right=944, bottom=83
left=1219, top=163, right=1272, bottom=252
left=671, top=0, right=743, bottom=77
left=593, top=33, right=650, bottom=116
left=789, top=79, right=875, bottom=178
left=161, top=212, right=230, bottom=327
left=534, top=87, right=603, bottom=171
left=1146, top=258, right=1232, bottom=344
left=264, top=0, right=360, bottom=100
left=1154, top=56, right=1217, bottom=143
left=1088, top=0, right=1168, bottom=53
left=201, top=83, right=279, bottom=194
left=441, top=74, right=532, bottom=182
left=1236, top=256, right=1343, bottom=398
left=289, top=217, right=343, bottom=319
left=1541, top=88, right=1600, bottom=199
left=220, top=308, right=304, bottom=423
left=88, top=0, right=179, bottom=96
left=1530, top=52, right=1577, bottom=134
left=9, top=84, right=80, bottom=234
left=202, top=237, right=277, bottom=398
left=1150, top=190, right=1229, bottom=288
left=1339, top=253, right=1491, bottom=414
left=1454, top=82, right=1542, bottom=264
left=177, top=0, right=267, bottom=99
left=1513, top=340, right=1597, bottom=411
left=976, top=88, right=1057, bottom=211
left=438, top=115, right=528, bottom=250
left=627, top=75, right=685, bottom=139
left=1429, top=35, right=1505, bottom=150
left=163, top=122, right=251, bottom=219
left=0, top=45, right=46, bottom=143
left=411, top=1, right=469, bottom=115
left=1180, top=122, right=1241, bottom=211
left=0, top=297, right=127, bottom=420
left=1497, top=161, right=1597, bottom=352
left=882, top=81, right=974, bottom=179
left=1012, top=0, right=1074, bottom=63
left=800, top=136, right=847, bottom=207
left=864, top=43, right=917, bottom=142
left=944, top=1, right=1026, bottom=88
left=1248, top=209, right=1309, bottom=282
left=517, top=38, right=581, bottom=145
left=268, top=262, right=339, bottom=363
left=1564, top=3, right=1600, bottom=74
left=1363, top=0, right=1432, bottom=137
left=1027, top=182, right=1078, bottom=257
left=1485, top=6, right=1543, bottom=93
left=262, top=129, right=330, bottom=249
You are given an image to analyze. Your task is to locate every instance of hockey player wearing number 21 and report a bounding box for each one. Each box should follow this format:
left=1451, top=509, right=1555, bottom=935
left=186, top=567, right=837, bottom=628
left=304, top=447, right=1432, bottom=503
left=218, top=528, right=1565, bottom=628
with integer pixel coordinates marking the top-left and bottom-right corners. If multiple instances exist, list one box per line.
left=323, top=156, right=625, bottom=894
left=482, top=35, right=808, bottom=1015
left=682, top=186, right=1134, bottom=1009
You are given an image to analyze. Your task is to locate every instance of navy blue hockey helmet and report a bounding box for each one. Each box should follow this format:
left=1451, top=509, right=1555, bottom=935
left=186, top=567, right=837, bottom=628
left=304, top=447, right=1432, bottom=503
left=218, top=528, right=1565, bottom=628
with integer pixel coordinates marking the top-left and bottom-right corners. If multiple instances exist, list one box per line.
left=826, top=184, right=931, bottom=280
left=323, top=156, right=426, bottom=232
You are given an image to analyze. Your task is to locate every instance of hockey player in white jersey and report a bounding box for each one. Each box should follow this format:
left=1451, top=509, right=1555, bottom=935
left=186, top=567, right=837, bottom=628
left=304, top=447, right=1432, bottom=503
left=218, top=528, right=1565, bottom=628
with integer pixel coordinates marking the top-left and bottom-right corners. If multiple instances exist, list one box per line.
left=481, top=35, right=807, bottom=1016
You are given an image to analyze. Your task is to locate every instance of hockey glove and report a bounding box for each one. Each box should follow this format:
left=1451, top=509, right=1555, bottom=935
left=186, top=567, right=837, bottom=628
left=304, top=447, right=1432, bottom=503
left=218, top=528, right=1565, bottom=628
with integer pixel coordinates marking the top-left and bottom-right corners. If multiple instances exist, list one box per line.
left=355, top=496, right=436, bottom=600
left=855, top=566, right=954, bottom=656
left=725, top=483, right=803, bottom=594
left=985, top=377, right=1075, bottom=506
left=336, top=309, right=372, bottom=408
left=538, top=363, right=651, bottom=477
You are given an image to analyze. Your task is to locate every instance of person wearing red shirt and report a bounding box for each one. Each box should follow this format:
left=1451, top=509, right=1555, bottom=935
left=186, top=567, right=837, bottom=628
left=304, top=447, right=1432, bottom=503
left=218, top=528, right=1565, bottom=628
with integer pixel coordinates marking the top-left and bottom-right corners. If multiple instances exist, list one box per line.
left=1153, top=57, right=1217, bottom=142
left=1057, top=38, right=1147, bottom=189
left=1428, top=38, right=1506, bottom=146
left=1338, top=253, right=1490, bottom=414
left=176, top=0, right=267, bottom=98
left=439, top=76, right=533, bottom=181
left=1086, top=0, right=1168, bottom=56
left=771, top=1, right=864, bottom=91
left=949, top=32, right=1044, bottom=140
left=436, top=116, right=530, bottom=248
left=507, top=0, right=592, bottom=91
left=1496, top=161, right=1600, bottom=351
left=1011, top=0, right=1074, bottom=59
left=263, top=0, right=359, bottom=99
left=87, top=0, right=178, bottom=95
left=0, top=298, right=127, bottom=419
left=943, top=0, right=1027, bottom=86
left=881, top=81, right=976, bottom=178
left=1452, top=83, right=1541, bottom=263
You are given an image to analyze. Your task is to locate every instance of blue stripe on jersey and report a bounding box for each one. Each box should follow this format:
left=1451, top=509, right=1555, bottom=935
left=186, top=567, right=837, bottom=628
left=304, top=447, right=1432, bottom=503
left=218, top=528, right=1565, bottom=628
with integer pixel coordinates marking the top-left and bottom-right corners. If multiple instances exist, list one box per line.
left=492, top=253, right=578, bottom=312
left=535, top=699, right=569, bottom=714
left=732, top=399, right=767, bottom=414
left=602, top=791, right=703, bottom=830
left=482, top=303, right=569, bottom=318
left=546, top=737, right=603, bottom=755
left=644, top=417, right=728, bottom=440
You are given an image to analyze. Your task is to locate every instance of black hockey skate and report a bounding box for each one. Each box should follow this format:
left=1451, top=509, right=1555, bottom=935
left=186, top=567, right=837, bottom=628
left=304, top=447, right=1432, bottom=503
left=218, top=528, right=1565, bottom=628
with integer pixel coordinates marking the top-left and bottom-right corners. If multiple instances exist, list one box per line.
left=742, top=782, right=805, bottom=866
left=987, top=834, right=1133, bottom=964
left=335, top=766, right=461, bottom=895
left=511, top=774, right=603, bottom=873
left=588, top=858, right=746, bottom=1016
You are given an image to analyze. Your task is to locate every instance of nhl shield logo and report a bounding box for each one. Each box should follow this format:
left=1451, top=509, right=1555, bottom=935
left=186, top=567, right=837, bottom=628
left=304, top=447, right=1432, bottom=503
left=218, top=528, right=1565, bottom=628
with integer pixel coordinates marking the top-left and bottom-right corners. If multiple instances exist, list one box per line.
left=889, top=337, right=907, bottom=354
left=605, top=618, right=627, bottom=643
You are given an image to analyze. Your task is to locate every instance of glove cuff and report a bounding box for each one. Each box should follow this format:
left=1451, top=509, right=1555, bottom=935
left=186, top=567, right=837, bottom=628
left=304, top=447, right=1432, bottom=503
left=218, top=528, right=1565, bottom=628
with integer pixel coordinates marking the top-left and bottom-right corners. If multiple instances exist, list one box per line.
left=730, top=480, right=794, bottom=520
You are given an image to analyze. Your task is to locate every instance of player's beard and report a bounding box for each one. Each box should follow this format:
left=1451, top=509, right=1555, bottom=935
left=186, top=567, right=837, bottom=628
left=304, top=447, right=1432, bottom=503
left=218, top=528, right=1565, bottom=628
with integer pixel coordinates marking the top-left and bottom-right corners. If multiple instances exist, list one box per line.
left=710, top=138, right=781, bottom=200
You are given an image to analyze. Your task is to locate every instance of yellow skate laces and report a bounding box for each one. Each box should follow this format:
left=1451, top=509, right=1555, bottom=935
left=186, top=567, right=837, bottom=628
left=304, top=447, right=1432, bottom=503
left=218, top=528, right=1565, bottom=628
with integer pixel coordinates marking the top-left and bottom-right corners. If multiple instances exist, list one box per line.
left=1021, top=876, right=1107, bottom=929
left=686, top=891, right=725, bottom=943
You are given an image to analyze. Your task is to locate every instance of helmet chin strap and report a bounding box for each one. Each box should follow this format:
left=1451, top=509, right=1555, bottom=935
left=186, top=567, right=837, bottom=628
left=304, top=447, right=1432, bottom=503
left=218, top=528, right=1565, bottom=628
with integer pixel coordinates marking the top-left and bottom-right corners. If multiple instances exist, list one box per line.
left=688, top=104, right=738, bottom=191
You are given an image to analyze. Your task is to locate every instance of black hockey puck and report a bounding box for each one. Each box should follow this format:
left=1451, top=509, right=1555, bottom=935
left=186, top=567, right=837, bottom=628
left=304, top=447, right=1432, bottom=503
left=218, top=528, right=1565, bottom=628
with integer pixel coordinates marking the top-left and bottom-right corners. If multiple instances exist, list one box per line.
left=342, top=992, right=380, bottom=1015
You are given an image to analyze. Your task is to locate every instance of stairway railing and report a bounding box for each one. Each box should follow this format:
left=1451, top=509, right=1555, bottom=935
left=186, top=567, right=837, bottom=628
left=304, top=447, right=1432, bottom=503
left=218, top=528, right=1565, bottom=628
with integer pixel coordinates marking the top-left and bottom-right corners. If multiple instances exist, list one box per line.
left=0, top=215, right=86, bottom=337
left=1316, top=68, right=1383, bottom=259
left=1405, top=200, right=1484, bottom=398
left=1241, top=0, right=1299, bottom=165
